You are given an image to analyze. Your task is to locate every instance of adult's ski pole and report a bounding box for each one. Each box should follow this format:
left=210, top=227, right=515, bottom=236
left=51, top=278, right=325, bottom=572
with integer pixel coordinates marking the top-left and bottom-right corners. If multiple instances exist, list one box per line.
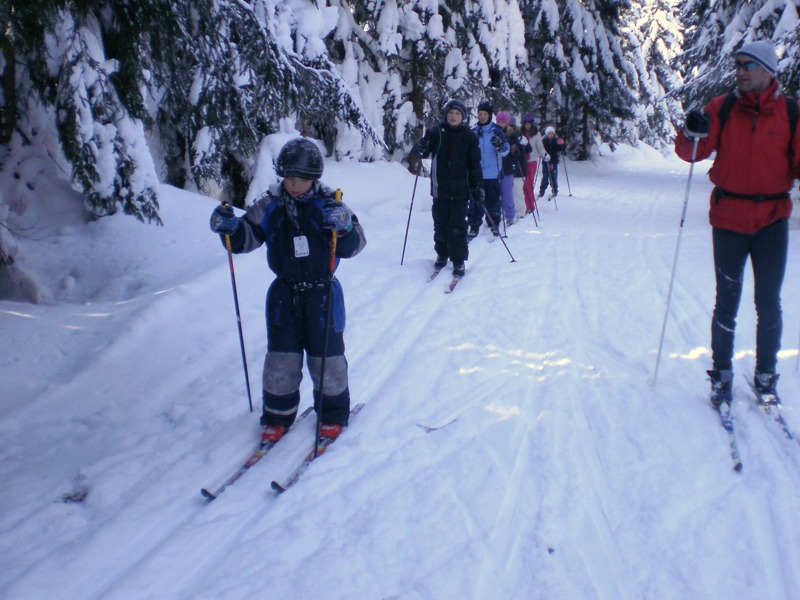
left=222, top=204, right=253, bottom=412
left=315, top=189, right=342, bottom=457
left=400, top=163, right=421, bottom=265
left=652, top=137, right=701, bottom=387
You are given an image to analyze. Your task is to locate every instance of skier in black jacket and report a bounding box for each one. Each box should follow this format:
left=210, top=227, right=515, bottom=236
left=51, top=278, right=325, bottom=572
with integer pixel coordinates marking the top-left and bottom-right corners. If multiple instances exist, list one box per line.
left=538, top=126, right=565, bottom=199
left=410, top=99, right=483, bottom=277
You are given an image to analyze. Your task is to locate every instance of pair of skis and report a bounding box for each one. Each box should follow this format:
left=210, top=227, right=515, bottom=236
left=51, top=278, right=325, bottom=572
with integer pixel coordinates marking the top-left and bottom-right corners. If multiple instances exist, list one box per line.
left=202, top=403, right=363, bottom=501
left=714, top=377, right=797, bottom=471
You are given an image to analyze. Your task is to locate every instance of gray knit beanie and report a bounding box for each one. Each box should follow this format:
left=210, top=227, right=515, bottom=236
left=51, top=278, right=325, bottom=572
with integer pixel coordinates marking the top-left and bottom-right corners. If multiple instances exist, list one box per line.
left=736, top=40, right=778, bottom=75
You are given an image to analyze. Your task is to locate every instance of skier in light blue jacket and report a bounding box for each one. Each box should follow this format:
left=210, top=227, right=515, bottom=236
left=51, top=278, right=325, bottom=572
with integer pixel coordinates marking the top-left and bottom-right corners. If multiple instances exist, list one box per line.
left=469, top=101, right=510, bottom=239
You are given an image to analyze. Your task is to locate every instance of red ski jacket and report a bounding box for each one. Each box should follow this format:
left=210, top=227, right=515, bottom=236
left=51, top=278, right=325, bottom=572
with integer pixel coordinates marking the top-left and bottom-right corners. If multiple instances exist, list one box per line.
left=675, top=80, right=800, bottom=234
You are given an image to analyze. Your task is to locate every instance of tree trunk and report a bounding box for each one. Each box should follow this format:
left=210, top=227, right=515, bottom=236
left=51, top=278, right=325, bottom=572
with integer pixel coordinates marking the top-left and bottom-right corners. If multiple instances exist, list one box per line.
left=0, top=2, right=15, bottom=145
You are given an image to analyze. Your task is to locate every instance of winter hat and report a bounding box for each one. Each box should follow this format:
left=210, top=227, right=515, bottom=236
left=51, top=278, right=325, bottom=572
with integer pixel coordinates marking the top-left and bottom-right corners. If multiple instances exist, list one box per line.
left=275, top=138, right=324, bottom=180
left=545, top=126, right=555, bottom=135
left=495, top=111, right=512, bottom=126
left=521, top=113, right=535, bottom=125
left=442, top=98, right=468, bottom=122
left=477, top=101, right=494, bottom=118
left=736, top=40, right=778, bottom=76
left=495, top=110, right=511, bottom=125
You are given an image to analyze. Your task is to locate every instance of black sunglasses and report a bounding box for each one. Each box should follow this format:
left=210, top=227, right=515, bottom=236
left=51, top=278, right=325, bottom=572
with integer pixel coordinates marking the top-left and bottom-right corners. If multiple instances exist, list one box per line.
left=734, top=60, right=760, bottom=72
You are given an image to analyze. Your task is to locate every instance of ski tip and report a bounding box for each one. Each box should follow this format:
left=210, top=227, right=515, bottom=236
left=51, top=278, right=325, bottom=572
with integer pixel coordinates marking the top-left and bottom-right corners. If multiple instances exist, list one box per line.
left=445, top=277, right=462, bottom=293
left=270, top=481, right=287, bottom=494
left=201, top=488, right=217, bottom=501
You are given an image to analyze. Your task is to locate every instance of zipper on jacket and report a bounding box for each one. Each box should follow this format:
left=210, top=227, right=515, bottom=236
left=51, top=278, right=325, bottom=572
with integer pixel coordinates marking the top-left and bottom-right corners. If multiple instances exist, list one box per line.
left=752, top=98, right=760, bottom=132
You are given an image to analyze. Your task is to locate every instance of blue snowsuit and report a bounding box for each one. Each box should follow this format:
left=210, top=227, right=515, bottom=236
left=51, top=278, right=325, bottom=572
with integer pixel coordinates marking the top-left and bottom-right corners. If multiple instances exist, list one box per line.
left=222, top=181, right=366, bottom=427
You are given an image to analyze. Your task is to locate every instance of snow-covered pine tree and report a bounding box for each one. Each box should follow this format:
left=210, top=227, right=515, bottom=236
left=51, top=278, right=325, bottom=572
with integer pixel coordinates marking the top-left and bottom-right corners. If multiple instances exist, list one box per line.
left=176, top=1, right=279, bottom=202
left=123, top=0, right=380, bottom=204
left=679, top=0, right=800, bottom=110
left=9, top=0, right=788, bottom=222
left=137, top=2, right=198, bottom=192
left=326, top=0, right=393, bottom=157
left=54, top=11, right=160, bottom=223
left=522, top=0, right=638, bottom=159
left=780, top=15, right=800, bottom=97
left=519, top=0, right=562, bottom=125
left=346, top=0, right=536, bottom=155
left=261, top=0, right=383, bottom=162
left=10, top=4, right=161, bottom=223
left=341, top=0, right=443, bottom=154
left=0, top=1, right=13, bottom=147
left=462, top=0, right=532, bottom=112
left=622, top=0, right=684, bottom=149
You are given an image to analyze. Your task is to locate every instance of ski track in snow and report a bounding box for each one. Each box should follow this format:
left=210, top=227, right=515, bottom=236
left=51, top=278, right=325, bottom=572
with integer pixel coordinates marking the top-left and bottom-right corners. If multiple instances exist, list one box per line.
left=2, top=152, right=800, bottom=599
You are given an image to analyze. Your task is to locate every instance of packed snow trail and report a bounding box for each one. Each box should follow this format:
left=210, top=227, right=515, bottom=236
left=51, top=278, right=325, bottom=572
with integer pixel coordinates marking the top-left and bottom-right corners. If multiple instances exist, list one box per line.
left=2, top=149, right=800, bottom=600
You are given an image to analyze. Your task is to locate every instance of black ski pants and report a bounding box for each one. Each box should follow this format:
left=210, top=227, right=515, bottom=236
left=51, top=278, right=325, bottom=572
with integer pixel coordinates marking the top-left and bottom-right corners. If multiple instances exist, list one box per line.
left=711, top=219, right=788, bottom=373
left=539, top=162, right=558, bottom=196
left=432, top=193, right=469, bottom=263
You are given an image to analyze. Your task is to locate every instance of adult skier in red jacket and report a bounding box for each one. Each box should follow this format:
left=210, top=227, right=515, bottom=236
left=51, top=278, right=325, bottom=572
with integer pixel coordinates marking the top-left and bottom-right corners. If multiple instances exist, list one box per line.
left=675, top=40, right=800, bottom=407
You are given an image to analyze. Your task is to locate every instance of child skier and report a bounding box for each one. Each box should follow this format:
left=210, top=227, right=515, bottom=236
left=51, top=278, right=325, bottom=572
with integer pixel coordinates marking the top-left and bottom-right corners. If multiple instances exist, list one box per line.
left=521, top=115, right=545, bottom=215
left=411, top=98, right=483, bottom=277
left=496, top=111, right=530, bottom=225
left=469, top=101, right=510, bottom=239
left=209, top=137, right=367, bottom=443
left=538, top=126, right=565, bottom=199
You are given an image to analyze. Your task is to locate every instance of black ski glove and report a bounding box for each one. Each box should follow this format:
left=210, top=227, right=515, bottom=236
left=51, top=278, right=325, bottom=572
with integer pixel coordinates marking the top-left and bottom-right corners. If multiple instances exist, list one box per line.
left=490, top=135, right=504, bottom=150
left=684, top=110, right=710, bottom=139
left=411, top=138, right=428, bottom=159
left=472, top=186, right=486, bottom=205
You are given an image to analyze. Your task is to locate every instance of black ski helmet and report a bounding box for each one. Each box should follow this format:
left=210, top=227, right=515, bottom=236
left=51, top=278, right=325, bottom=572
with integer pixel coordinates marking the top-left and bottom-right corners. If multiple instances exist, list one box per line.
left=275, top=138, right=324, bottom=180
left=477, top=101, right=494, bottom=118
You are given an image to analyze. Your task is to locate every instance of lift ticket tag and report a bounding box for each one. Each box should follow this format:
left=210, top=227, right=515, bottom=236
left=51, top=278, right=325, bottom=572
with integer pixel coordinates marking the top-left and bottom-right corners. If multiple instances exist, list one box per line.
left=293, top=235, right=310, bottom=258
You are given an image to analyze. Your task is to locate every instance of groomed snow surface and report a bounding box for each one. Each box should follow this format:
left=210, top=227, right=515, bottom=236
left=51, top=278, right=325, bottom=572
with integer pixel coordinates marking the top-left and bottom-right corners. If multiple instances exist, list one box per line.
left=2, top=145, right=800, bottom=600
